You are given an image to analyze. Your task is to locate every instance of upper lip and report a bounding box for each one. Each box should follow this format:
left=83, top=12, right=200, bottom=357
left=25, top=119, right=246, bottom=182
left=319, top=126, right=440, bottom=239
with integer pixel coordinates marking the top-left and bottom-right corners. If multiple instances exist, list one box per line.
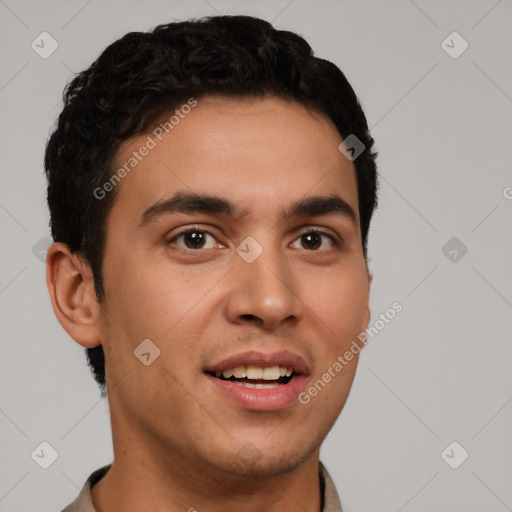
left=204, top=350, right=310, bottom=376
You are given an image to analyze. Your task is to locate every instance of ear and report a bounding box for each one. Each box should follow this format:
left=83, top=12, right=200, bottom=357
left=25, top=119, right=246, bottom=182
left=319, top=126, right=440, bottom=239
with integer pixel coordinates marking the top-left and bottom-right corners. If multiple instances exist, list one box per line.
left=46, top=242, right=102, bottom=348
left=361, top=261, right=373, bottom=346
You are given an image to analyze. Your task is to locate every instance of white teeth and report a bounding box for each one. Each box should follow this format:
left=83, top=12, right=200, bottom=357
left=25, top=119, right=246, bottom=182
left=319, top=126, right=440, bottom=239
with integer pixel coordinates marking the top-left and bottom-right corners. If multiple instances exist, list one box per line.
left=262, top=366, right=281, bottom=380
left=246, top=365, right=263, bottom=379
left=232, top=366, right=247, bottom=378
left=222, top=368, right=234, bottom=379
left=216, top=364, right=294, bottom=380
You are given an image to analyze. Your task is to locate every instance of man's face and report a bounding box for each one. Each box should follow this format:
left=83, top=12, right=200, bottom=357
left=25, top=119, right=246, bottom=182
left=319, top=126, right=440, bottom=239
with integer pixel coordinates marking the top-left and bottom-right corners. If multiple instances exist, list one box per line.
left=98, top=95, right=371, bottom=477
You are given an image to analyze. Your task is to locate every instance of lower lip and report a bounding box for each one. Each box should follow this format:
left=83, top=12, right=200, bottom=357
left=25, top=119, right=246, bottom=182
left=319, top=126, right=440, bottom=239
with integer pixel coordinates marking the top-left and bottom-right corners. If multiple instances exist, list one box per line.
left=205, top=374, right=307, bottom=411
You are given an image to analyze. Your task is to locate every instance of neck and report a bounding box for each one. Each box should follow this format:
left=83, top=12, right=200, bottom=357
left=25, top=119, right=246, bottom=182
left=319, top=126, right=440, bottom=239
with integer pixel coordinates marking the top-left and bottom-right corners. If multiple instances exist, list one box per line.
left=91, top=444, right=323, bottom=512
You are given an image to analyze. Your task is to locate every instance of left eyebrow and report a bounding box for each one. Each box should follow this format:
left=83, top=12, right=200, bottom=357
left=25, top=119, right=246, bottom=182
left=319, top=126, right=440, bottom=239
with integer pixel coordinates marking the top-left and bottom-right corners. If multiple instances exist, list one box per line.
left=138, top=192, right=358, bottom=227
left=284, top=194, right=358, bottom=225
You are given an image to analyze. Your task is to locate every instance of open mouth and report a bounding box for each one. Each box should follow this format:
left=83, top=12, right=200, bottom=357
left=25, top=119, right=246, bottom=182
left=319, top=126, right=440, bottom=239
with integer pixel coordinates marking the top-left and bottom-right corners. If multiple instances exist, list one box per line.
left=207, top=365, right=296, bottom=389
left=204, top=352, right=308, bottom=410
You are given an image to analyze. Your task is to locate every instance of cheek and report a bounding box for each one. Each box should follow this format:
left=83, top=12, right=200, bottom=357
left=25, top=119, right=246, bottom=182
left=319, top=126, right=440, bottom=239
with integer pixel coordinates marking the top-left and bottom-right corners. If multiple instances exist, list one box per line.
left=99, top=258, right=212, bottom=400
left=103, top=251, right=225, bottom=345
left=303, top=266, right=369, bottom=340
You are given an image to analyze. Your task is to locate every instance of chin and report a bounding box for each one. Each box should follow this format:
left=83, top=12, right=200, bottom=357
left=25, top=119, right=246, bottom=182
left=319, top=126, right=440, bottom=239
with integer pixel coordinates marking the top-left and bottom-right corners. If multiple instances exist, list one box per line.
left=212, top=441, right=317, bottom=479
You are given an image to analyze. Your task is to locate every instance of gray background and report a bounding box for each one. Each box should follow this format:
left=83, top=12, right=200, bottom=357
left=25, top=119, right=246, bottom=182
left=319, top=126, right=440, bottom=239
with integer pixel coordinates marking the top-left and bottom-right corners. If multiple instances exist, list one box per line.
left=1, top=0, right=511, bottom=510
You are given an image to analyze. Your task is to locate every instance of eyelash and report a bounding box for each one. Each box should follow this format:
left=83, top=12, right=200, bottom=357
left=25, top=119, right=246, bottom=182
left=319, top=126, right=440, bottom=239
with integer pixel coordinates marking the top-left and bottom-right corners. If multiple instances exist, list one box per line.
left=166, top=225, right=341, bottom=252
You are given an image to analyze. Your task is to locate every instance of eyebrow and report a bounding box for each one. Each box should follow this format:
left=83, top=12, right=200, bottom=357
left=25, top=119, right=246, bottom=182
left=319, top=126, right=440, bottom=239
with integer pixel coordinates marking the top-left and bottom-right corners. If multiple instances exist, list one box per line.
left=139, top=192, right=358, bottom=227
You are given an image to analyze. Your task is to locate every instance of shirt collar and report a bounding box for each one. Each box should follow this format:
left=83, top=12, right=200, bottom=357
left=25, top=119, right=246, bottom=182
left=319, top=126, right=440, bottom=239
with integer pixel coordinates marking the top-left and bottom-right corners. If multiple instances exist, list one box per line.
left=61, top=461, right=343, bottom=512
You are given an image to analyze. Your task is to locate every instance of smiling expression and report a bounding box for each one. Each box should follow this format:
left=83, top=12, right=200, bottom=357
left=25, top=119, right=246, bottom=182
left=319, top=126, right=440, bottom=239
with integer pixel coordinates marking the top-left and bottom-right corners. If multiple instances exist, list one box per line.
left=96, top=95, right=371, bottom=477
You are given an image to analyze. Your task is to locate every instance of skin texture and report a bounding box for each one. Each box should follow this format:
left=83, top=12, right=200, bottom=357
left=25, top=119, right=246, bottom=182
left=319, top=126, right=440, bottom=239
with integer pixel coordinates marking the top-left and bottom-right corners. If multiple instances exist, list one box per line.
left=46, top=95, right=371, bottom=511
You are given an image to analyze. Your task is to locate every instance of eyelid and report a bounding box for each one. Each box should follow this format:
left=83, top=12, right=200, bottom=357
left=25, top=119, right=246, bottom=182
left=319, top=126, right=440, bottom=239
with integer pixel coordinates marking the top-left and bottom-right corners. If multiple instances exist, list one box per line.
left=166, top=224, right=214, bottom=240
left=166, top=225, right=223, bottom=249
left=294, top=226, right=342, bottom=246
left=292, top=226, right=343, bottom=252
left=166, top=224, right=342, bottom=251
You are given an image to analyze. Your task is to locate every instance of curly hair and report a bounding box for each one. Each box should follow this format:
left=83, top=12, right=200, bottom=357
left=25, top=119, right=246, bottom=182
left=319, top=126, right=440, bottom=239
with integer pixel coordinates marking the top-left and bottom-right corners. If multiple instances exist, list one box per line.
left=44, top=15, right=378, bottom=395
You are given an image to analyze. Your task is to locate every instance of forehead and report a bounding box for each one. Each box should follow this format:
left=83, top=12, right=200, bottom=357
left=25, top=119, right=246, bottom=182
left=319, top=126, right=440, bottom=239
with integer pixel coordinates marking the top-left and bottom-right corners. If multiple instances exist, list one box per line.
left=108, top=95, right=358, bottom=226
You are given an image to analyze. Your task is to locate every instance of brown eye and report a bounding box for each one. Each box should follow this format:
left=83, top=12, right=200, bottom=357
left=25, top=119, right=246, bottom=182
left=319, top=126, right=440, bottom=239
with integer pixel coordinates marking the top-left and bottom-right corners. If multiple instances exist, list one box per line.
left=182, top=231, right=206, bottom=249
left=301, top=232, right=322, bottom=250
left=290, top=229, right=339, bottom=251
left=167, top=229, right=219, bottom=250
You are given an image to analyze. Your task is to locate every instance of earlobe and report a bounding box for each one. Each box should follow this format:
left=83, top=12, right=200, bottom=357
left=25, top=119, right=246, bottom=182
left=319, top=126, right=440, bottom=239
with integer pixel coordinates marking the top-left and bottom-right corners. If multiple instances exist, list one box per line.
left=366, top=260, right=373, bottom=286
left=361, top=261, right=373, bottom=348
left=46, top=242, right=102, bottom=348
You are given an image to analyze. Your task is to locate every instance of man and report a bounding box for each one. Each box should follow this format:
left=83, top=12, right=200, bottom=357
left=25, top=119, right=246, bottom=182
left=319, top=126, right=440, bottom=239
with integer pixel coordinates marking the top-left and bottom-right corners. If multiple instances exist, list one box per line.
left=45, top=15, right=378, bottom=511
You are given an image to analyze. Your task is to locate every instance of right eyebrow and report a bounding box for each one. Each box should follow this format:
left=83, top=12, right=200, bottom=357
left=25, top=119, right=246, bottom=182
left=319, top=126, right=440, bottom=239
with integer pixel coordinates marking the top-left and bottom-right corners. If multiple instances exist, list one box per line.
left=139, top=192, right=242, bottom=227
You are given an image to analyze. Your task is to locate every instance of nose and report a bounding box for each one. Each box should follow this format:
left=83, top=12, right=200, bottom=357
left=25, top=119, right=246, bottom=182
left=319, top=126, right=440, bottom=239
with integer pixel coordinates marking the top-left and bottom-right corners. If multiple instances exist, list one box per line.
left=223, top=241, right=304, bottom=330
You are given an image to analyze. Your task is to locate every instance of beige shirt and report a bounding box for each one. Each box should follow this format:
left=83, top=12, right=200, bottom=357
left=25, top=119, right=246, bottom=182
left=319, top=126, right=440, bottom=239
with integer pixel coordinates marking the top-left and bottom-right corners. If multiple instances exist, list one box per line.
left=61, top=461, right=343, bottom=512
